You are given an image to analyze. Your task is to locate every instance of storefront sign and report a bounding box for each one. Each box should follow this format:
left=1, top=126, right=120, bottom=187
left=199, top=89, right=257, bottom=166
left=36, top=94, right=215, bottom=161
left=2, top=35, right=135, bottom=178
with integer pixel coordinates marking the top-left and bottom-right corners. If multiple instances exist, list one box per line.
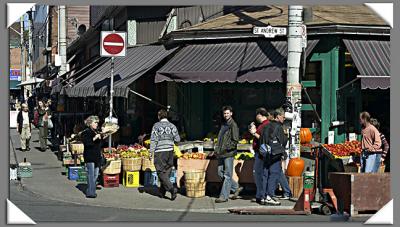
left=253, top=26, right=287, bottom=38
left=10, top=69, right=21, bottom=81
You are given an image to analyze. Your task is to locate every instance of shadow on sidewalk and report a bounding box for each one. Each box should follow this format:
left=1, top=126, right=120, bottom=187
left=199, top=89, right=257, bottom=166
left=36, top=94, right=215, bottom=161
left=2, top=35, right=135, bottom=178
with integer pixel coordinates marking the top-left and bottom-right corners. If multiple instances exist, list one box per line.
left=76, top=183, right=88, bottom=196
left=137, top=186, right=162, bottom=198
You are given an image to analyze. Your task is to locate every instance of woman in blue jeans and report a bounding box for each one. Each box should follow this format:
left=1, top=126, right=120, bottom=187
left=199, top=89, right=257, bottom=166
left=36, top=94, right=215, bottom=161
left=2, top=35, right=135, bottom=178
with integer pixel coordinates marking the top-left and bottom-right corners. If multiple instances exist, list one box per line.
left=81, top=116, right=109, bottom=198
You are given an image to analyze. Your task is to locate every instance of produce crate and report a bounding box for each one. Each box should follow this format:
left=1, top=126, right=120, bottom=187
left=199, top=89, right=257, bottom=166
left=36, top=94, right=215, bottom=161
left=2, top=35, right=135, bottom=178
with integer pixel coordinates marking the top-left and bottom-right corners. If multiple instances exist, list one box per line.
left=329, top=172, right=391, bottom=216
left=68, top=166, right=83, bottom=180
left=102, top=173, right=120, bottom=188
left=143, top=171, right=160, bottom=187
left=122, top=158, right=142, bottom=171
left=63, top=158, right=81, bottom=166
left=102, top=159, right=122, bottom=174
left=17, top=163, right=32, bottom=178
left=170, top=169, right=177, bottom=184
left=142, top=158, right=156, bottom=171
left=122, top=171, right=140, bottom=188
left=287, top=176, right=303, bottom=199
left=76, top=169, right=87, bottom=182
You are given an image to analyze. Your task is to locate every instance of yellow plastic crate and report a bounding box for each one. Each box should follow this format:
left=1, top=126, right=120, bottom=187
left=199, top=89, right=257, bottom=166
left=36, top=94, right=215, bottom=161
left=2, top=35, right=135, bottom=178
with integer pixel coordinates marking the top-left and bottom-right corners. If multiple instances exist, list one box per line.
left=122, top=171, right=140, bottom=188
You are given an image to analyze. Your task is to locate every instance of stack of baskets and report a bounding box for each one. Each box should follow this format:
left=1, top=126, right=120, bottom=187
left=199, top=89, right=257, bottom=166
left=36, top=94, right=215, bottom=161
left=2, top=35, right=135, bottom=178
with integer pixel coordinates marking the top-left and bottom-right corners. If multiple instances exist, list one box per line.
left=184, top=170, right=206, bottom=198
left=122, top=158, right=142, bottom=171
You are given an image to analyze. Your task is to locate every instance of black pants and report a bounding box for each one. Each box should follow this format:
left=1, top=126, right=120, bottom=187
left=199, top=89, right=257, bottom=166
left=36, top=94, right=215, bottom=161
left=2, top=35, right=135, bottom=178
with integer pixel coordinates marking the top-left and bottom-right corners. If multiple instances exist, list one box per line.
left=154, top=150, right=174, bottom=192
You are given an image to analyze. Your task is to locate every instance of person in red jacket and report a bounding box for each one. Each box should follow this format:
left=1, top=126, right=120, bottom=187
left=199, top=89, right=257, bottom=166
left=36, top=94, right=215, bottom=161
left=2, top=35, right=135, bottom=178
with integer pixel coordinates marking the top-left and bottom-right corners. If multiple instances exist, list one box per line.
left=248, top=108, right=270, bottom=205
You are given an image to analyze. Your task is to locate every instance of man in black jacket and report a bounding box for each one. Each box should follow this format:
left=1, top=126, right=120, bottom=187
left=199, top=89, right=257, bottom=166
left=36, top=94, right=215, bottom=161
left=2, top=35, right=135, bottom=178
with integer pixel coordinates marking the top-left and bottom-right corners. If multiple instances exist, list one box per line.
left=213, top=106, right=243, bottom=203
left=260, top=108, right=288, bottom=205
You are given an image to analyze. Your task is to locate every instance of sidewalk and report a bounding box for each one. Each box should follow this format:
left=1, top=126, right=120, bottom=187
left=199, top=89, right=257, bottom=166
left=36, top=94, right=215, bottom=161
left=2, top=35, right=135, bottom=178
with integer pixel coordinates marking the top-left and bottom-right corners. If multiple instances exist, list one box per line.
left=10, top=128, right=296, bottom=213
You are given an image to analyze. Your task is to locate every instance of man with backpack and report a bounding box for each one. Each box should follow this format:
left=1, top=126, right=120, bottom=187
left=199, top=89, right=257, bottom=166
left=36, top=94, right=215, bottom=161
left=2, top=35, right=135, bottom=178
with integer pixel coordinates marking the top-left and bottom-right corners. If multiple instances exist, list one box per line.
left=259, top=108, right=288, bottom=205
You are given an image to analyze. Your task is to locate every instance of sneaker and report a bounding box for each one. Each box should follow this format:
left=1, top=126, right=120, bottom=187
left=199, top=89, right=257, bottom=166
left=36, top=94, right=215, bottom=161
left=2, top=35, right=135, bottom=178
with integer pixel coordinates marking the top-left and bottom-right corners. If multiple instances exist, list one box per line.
left=159, top=187, right=166, bottom=199
left=231, top=186, right=244, bottom=200
left=265, top=196, right=281, bottom=206
left=279, top=195, right=290, bottom=200
left=256, top=198, right=266, bottom=205
left=215, top=197, right=228, bottom=203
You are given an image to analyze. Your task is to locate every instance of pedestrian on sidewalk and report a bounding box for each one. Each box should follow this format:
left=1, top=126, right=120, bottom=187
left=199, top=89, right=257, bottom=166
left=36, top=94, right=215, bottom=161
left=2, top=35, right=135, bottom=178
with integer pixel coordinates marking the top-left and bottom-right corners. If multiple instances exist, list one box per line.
left=212, top=106, right=243, bottom=203
left=81, top=115, right=109, bottom=199
left=150, top=109, right=180, bottom=201
left=17, top=104, right=32, bottom=152
left=248, top=107, right=270, bottom=205
left=359, top=112, right=382, bottom=173
left=35, top=100, right=51, bottom=151
left=259, top=108, right=288, bottom=206
left=370, top=118, right=389, bottom=172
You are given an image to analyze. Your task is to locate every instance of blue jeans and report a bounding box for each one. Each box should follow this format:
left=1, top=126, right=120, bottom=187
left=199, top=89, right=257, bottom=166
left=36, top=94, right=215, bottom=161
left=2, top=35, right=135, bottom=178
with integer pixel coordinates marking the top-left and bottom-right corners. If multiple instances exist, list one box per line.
left=276, top=165, right=292, bottom=197
left=253, top=153, right=268, bottom=199
left=86, top=162, right=99, bottom=197
left=266, top=160, right=281, bottom=197
left=218, top=156, right=239, bottom=200
left=361, top=151, right=380, bottom=173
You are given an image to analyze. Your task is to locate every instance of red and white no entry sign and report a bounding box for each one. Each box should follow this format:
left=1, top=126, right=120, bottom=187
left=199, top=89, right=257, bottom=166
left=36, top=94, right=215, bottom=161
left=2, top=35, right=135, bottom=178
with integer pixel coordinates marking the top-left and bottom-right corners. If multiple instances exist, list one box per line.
left=100, top=31, right=126, bottom=57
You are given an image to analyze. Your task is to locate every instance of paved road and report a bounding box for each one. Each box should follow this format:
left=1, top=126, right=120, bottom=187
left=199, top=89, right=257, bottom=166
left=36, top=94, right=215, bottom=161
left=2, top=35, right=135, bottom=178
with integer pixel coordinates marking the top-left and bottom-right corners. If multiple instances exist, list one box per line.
left=9, top=181, right=369, bottom=222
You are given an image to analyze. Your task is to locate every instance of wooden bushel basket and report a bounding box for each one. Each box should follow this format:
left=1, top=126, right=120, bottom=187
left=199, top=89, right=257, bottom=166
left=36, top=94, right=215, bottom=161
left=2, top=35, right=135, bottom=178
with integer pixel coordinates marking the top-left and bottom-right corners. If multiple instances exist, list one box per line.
left=122, top=158, right=142, bottom=171
left=142, top=158, right=156, bottom=171
left=185, top=181, right=206, bottom=198
left=102, top=159, right=122, bottom=174
left=69, top=143, right=84, bottom=155
left=184, top=170, right=206, bottom=184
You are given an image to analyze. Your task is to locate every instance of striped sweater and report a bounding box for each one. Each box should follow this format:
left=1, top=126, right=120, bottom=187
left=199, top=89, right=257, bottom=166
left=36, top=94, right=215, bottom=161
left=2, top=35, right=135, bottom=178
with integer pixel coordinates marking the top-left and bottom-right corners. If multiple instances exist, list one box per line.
left=150, top=119, right=180, bottom=154
left=380, top=133, right=390, bottom=161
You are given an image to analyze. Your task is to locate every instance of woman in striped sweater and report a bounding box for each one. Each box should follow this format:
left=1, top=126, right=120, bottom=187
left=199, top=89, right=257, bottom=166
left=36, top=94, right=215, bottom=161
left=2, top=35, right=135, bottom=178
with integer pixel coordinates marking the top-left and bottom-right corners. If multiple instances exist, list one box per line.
left=370, top=118, right=389, bottom=172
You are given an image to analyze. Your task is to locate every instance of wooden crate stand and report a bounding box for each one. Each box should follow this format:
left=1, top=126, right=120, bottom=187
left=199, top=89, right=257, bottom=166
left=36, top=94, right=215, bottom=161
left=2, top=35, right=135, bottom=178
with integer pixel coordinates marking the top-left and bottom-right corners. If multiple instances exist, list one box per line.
left=329, top=172, right=391, bottom=216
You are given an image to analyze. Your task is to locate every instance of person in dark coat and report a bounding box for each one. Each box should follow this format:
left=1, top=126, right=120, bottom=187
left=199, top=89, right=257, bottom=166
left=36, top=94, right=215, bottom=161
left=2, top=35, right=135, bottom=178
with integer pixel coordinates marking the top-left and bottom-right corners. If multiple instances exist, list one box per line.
left=17, top=104, right=32, bottom=151
left=212, top=106, right=243, bottom=203
left=259, top=108, right=288, bottom=206
left=81, top=115, right=109, bottom=198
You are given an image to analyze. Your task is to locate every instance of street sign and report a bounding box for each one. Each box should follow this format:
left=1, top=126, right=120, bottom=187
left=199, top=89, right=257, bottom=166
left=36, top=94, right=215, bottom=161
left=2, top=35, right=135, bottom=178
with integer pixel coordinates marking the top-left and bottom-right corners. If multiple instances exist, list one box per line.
left=253, top=26, right=287, bottom=38
left=100, top=31, right=126, bottom=57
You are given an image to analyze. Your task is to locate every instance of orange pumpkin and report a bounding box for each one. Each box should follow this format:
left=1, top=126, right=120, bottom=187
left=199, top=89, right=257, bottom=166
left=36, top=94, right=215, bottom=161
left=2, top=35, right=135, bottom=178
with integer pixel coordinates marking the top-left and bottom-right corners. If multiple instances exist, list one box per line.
left=287, top=157, right=305, bottom=176
left=300, top=128, right=312, bottom=144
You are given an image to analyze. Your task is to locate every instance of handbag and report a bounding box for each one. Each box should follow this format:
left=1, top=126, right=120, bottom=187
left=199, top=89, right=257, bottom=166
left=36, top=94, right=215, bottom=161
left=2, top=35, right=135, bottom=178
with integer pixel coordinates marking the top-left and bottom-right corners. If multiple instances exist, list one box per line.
left=47, top=118, right=54, bottom=129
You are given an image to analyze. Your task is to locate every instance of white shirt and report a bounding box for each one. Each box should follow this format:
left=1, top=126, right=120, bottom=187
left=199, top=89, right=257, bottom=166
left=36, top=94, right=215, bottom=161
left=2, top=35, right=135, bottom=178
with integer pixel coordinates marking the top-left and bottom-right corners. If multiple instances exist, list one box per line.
left=22, top=111, right=29, bottom=125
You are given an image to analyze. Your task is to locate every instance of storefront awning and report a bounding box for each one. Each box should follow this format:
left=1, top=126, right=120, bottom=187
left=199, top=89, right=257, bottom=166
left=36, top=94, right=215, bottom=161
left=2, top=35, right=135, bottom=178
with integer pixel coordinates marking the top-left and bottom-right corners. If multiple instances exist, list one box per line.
left=64, top=45, right=178, bottom=97
left=343, top=39, right=390, bottom=89
left=155, top=40, right=319, bottom=83
left=357, top=75, right=390, bottom=90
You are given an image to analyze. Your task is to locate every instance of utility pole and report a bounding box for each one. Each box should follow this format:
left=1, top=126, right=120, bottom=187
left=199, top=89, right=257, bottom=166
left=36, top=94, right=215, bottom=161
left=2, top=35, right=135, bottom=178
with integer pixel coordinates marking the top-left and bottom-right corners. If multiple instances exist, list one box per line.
left=20, top=15, right=26, bottom=100
left=28, top=9, right=34, bottom=99
left=58, top=5, right=67, bottom=77
left=286, top=6, right=304, bottom=158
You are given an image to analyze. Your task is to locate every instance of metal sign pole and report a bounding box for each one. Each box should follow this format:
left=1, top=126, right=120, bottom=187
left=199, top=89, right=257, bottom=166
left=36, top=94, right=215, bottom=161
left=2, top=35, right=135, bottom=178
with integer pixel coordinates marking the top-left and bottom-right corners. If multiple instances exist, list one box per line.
left=108, top=56, right=114, bottom=151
